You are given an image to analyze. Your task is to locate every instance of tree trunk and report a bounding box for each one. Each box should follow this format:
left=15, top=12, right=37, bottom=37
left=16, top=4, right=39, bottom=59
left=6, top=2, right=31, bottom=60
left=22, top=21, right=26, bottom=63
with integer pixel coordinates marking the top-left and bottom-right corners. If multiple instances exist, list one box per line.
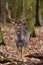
left=35, top=0, right=41, bottom=26
left=1, top=0, right=4, bottom=22
left=0, top=0, right=1, bottom=22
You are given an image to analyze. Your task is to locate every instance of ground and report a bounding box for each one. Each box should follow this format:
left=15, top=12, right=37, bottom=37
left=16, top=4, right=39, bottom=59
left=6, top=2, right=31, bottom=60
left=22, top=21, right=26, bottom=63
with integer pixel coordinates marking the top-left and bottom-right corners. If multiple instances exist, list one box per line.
left=0, top=23, right=43, bottom=65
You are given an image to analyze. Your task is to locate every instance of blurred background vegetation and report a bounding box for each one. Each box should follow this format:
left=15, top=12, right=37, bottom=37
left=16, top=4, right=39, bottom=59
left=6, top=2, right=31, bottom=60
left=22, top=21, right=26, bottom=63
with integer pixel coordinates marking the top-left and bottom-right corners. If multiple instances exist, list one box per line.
left=0, top=0, right=43, bottom=43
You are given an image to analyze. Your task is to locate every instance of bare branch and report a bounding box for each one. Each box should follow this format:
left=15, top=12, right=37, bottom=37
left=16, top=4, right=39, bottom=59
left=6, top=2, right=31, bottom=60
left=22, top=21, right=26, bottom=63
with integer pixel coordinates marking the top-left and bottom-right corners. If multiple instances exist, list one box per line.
left=25, top=53, right=43, bottom=59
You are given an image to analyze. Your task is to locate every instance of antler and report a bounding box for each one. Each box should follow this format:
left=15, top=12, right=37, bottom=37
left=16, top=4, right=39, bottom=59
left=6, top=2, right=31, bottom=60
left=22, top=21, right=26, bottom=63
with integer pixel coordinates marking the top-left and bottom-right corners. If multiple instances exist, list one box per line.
left=8, top=15, right=29, bottom=25
left=20, top=15, right=29, bottom=22
left=7, top=17, right=15, bottom=25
